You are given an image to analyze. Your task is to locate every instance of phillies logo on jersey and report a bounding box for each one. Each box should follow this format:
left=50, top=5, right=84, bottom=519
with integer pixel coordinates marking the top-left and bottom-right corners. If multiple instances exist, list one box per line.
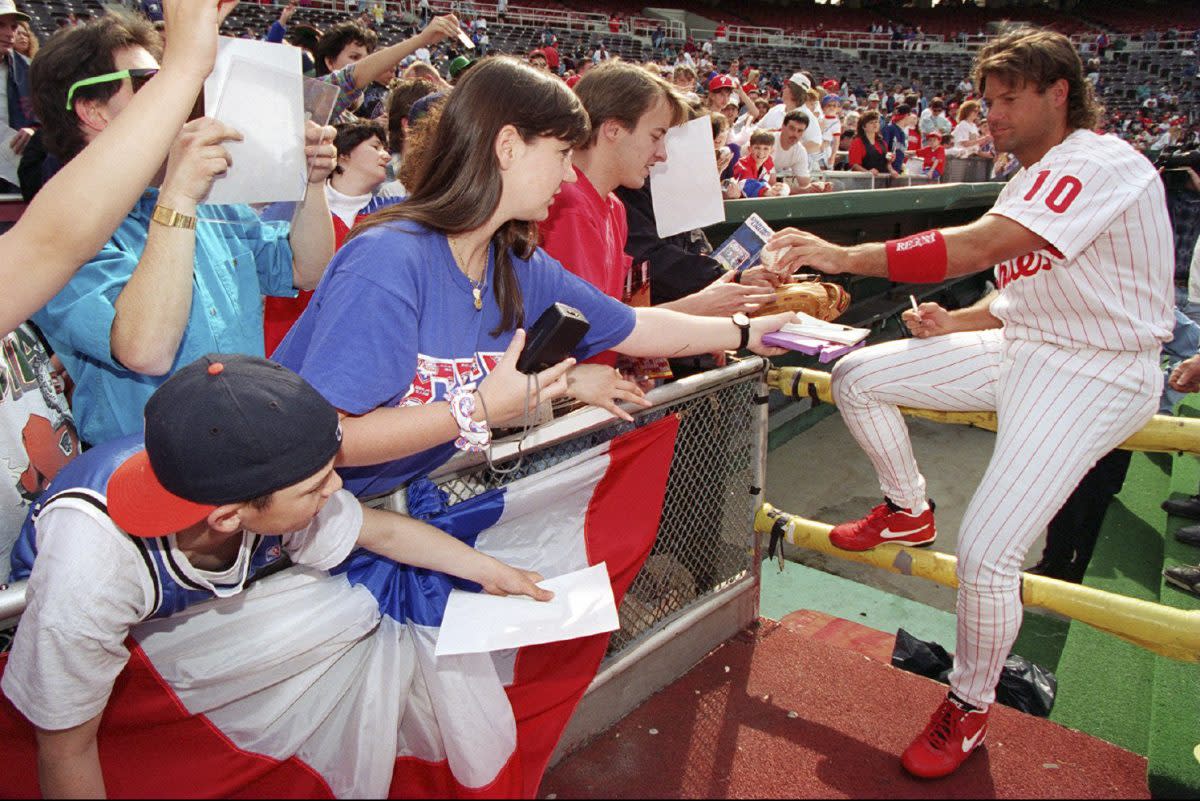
left=996, top=243, right=1065, bottom=290
left=400, top=352, right=504, bottom=405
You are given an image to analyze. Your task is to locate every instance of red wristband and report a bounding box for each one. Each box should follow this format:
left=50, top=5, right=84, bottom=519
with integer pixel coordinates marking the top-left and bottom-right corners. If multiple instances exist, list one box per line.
left=885, top=230, right=948, bottom=283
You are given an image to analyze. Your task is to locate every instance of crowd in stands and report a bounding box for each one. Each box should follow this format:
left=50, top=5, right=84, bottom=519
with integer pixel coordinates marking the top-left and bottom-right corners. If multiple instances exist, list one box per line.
left=4, top=0, right=1200, bottom=795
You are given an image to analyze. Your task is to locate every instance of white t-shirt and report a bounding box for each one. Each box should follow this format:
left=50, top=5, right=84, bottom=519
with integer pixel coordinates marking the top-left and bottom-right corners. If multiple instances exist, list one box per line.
left=988, top=129, right=1174, bottom=352
left=772, top=136, right=810, bottom=178
left=801, top=105, right=823, bottom=151
left=2, top=488, right=363, bottom=730
left=819, top=115, right=841, bottom=168
left=949, top=119, right=980, bottom=156
left=757, top=103, right=786, bottom=130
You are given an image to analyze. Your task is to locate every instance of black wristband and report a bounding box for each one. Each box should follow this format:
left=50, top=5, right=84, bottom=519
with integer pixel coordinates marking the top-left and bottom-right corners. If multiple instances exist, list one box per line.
left=731, top=269, right=743, bottom=284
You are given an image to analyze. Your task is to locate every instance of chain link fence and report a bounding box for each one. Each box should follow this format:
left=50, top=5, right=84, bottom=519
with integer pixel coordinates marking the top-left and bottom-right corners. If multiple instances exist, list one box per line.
left=431, top=361, right=766, bottom=662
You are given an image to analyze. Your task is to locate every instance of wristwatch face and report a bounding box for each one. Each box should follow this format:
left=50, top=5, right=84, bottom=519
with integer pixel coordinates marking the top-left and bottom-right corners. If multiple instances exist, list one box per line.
left=732, top=312, right=750, bottom=327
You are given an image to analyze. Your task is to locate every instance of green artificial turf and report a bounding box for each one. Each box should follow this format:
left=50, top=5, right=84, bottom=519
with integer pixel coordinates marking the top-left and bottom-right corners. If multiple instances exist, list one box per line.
left=1148, top=453, right=1200, bottom=798
left=1048, top=452, right=1168, bottom=757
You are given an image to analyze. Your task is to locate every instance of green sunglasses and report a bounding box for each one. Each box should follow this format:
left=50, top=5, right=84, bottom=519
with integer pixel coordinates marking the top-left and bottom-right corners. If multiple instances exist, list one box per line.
left=65, top=68, right=160, bottom=111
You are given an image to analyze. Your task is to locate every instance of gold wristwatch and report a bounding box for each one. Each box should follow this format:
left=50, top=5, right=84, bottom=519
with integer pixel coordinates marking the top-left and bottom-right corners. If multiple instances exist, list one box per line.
left=150, top=204, right=197, bottom=230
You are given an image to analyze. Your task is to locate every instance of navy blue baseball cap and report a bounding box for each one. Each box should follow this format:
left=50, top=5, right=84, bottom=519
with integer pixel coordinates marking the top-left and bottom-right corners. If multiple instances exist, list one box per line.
left=107, top=354, right=342, bottom=537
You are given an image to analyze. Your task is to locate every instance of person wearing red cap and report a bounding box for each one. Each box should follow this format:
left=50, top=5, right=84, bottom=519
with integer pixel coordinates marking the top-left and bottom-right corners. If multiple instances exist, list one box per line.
left=705, top=72, right=756, bottom=117
left=0, top=353, right=551, bottom=797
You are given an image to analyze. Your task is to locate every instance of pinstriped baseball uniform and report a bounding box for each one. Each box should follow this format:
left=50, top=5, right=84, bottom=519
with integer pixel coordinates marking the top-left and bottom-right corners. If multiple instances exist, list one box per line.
left=831, top=129, right=1173, bottom=708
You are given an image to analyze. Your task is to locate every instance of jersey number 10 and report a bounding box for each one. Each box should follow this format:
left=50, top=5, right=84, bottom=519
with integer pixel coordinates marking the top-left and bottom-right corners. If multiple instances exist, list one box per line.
left=1023, top=170, right=1083, bottom=214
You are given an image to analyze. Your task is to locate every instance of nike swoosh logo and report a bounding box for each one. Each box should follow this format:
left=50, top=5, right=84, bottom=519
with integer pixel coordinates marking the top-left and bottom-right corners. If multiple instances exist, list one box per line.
left=878, top=524, right=932, bottom=539
left=961, top=726, right=985, bottom=753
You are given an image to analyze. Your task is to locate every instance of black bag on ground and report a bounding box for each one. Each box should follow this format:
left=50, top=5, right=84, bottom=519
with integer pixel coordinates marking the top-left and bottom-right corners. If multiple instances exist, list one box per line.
left=890, top=628, right=1057, bottom=717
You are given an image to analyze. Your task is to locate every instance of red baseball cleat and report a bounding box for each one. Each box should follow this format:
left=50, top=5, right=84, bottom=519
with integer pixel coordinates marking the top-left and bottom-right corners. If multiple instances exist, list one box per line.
left=901, top=694, right=989, bottom=779
left=828, top=498, right=936, bottom=551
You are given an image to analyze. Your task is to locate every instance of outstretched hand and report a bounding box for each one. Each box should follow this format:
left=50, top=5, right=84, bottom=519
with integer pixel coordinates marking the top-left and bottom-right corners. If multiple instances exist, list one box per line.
left=565, top=363, right=652, bottom=422
left=762, top=228, right=850, bottom=276
left=480, top=560, right=554, bottom=601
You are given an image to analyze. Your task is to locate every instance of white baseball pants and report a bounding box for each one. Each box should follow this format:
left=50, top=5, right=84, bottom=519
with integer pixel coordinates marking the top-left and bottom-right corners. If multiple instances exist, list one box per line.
left=831, top=329, right=1160, bottom=707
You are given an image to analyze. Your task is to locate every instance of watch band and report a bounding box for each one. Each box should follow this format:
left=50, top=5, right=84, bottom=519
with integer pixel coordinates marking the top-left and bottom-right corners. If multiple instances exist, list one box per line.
left=733, top=315, right=751, bottom=350
left=150, top=204, right=197, bottom=231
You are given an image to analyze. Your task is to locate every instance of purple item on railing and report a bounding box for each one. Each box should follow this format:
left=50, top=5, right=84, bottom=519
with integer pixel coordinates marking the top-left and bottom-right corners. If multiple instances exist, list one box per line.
left=761, top=331, right=867, bottom=363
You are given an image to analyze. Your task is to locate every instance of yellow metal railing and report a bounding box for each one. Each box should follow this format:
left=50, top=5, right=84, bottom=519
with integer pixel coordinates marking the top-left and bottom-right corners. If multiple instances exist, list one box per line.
left=769, top=367, right=1200, bottom=455
left=755, top=504, right=1200, bottom=662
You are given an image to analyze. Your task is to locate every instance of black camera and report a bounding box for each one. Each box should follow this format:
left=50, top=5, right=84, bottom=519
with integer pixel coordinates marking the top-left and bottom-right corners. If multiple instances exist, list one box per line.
left=516, top=303, right=590, bottom=374
left=1155, top=147, right=1200, bottom=194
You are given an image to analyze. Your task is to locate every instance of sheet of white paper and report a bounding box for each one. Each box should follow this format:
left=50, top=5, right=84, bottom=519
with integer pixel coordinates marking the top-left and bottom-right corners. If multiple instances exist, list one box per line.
left=435, top=563, right=619, bottom=657
left=204, top=39, right=305, bottom=205
left=649, top=116, right=725, bottom=238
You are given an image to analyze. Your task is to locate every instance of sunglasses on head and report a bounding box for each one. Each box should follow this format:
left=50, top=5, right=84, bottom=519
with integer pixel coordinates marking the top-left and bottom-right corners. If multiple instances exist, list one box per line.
left=65, top=68, right=159, bottom=110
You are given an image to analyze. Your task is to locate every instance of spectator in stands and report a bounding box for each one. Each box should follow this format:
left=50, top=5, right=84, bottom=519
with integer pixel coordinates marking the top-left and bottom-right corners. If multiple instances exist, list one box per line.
left=0, top=1, right=36, bottom=193
left=264, top=120, right=403, bottom=355
left=651, top=23, right=665, bottom=51
left=0, top=1, right=230, bottom=338
left=403, top=59, right=449, bottom=89
left=759, top=73, right=822, bottom=162
left=543, top=38, right=561, bottom=74
left=528, top=48, right=550, bottom=73
left=316, top=14, right=461, bottom=121
left=733, top=130, right=788, bottom=198
left=773, top=110, right=830, bottom=194
left=948, top=99, right=992, bottom=158
left=915, top=130, right=947, bottom=179
left=848, top=110, right=899, bottom=179
left=671, top=64, right=699, bottom=104
left=706, top=73, right=746, bottom=116
left=29, top=10, right=338, bottom=447
left=382, top=76, right=437, bottom=191
left=13, top=18, right=36, bottom=60
left=1, top=353, right=552, bottom=798
left=883, top=103, right=916, bottom=174
left=920, top=97, right=954, bottom=140
left=818, top=94, right=843, bottom=169
left=0, top=0, right=231, bottom=608
left=539, top=60, right=686, bottom=307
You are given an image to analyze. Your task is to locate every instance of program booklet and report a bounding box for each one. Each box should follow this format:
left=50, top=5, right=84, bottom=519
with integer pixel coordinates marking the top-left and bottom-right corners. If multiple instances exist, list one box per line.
left=711, top=213, right=774, bottom=273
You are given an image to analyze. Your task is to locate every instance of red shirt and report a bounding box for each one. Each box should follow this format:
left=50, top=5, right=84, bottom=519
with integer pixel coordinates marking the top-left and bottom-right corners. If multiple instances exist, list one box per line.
left=732, top=153, right=774, bottom=183
left=916, top=145, right=946, bottom=175
left=539, top=166, right=631, bottom=365
left=263, top=212, right=358, bottom=356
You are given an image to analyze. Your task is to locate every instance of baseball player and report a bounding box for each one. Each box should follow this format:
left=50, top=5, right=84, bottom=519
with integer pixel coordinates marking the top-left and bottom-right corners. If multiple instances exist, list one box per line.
left=764, top=29, right=1173, bottom=779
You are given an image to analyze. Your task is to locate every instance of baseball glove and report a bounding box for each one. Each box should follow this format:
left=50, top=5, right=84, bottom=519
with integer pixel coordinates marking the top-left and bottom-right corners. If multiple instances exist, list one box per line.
left=750, top=281, right=851, bottom=321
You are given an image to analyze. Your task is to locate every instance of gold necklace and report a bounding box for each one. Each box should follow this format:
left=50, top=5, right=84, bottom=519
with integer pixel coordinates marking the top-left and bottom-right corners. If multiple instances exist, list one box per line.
left=449, top=236, right=486, bottom=311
